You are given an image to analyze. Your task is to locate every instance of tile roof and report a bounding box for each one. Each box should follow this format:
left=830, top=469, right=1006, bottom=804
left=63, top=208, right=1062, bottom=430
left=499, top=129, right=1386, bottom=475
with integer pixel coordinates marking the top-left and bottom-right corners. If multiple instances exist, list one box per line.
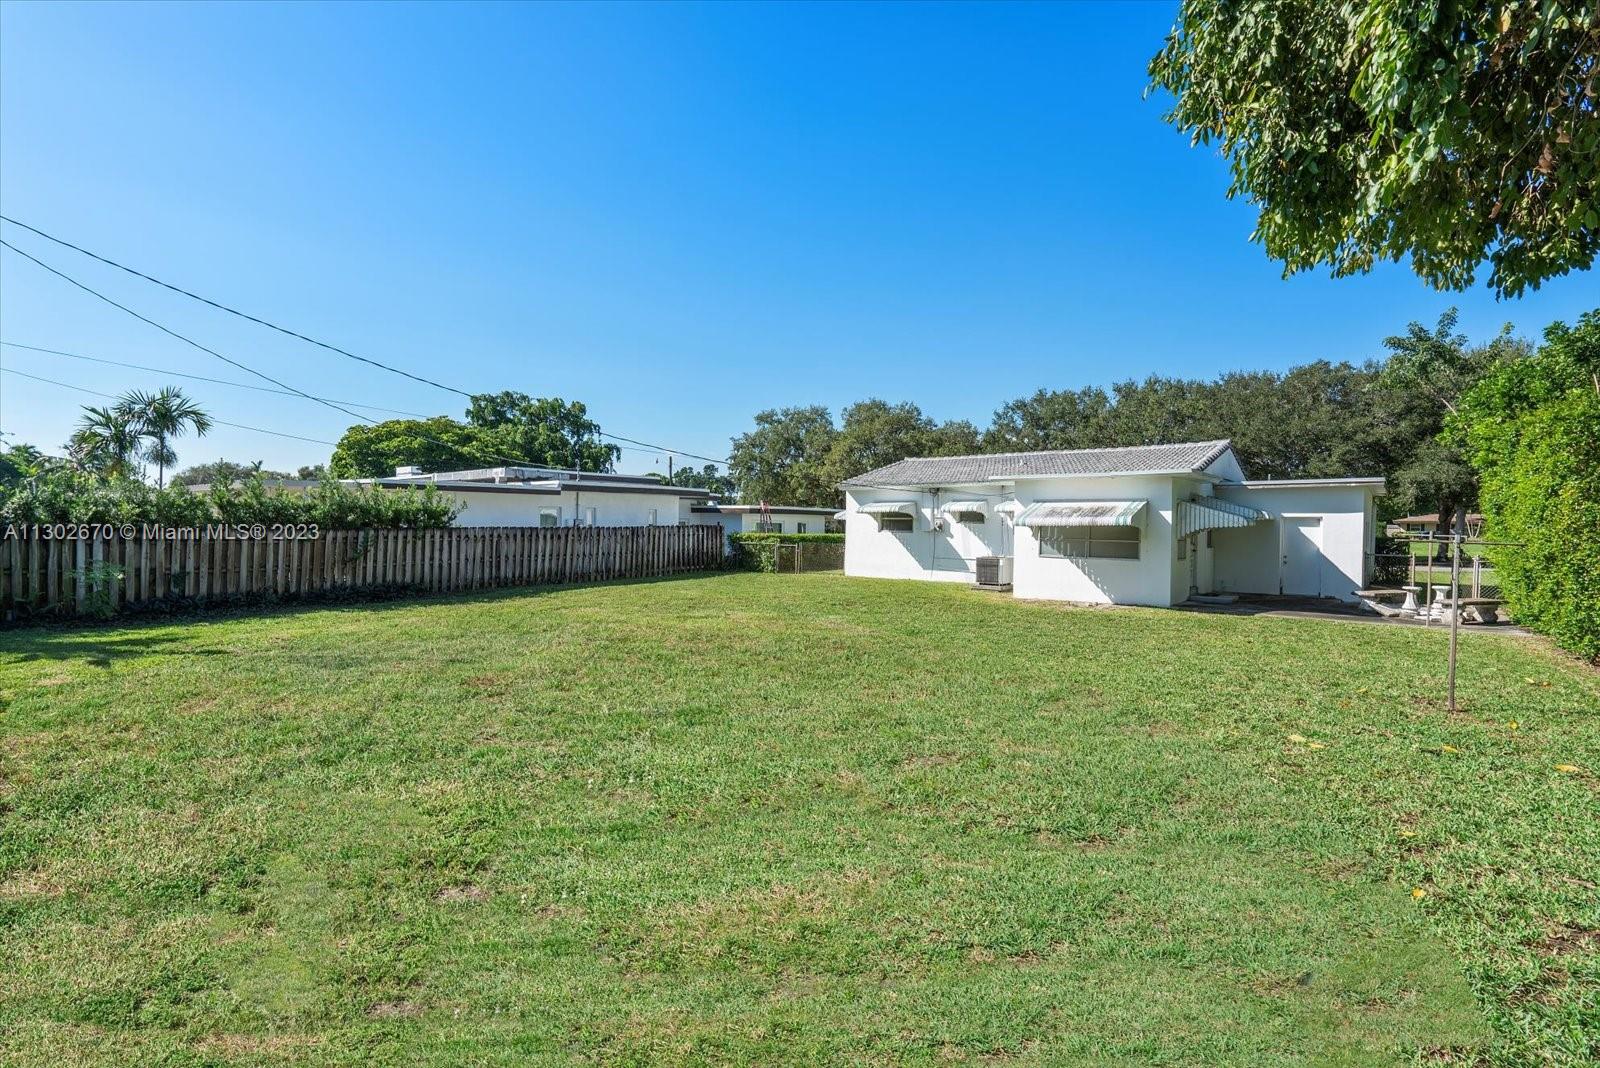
left=840, top=440, right=1236, bottom=488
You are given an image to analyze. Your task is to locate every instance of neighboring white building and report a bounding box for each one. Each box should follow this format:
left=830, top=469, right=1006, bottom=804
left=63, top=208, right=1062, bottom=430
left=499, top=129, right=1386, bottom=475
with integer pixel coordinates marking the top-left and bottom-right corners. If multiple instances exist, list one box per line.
left=375, top=467, right=718, bottom=527
left=688, top=503, right=841, bottom=535
left=840, top=440, right=1385, bottom=606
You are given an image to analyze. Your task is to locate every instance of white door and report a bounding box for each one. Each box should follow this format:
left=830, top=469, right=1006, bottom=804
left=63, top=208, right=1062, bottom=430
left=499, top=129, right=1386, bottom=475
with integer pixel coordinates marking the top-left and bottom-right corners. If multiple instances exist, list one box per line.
left=1281, top=518, right=1323, bottom=596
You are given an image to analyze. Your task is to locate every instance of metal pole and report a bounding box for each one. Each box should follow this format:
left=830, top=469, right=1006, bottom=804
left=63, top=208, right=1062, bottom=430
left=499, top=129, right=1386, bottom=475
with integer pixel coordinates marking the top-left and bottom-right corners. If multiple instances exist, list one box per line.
left=1447, top=534, right=1461, bottom=713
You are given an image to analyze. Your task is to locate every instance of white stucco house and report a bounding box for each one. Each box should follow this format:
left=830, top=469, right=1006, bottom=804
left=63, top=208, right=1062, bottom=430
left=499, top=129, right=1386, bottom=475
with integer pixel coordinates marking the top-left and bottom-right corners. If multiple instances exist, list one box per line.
left=375, top=467, right=719, bottom=527
left=840, top=440, right=1385, bottom=606
left=688, top=503, right=841, bottom=534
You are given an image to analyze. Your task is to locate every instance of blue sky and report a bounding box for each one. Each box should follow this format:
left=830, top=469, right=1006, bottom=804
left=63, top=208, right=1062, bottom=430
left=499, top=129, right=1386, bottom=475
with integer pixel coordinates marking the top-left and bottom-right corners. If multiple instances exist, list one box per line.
left=1, top=1, right=1594, bottom=476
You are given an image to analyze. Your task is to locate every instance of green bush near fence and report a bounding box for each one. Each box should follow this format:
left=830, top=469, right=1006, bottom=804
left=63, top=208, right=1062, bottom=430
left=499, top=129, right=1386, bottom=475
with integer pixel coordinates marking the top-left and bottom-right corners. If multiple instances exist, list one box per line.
left=727, top=531, right=844, bottom=572
left=1451, top=311, right=1600, bottom=662
left=0, top=470, right=459, bottom=530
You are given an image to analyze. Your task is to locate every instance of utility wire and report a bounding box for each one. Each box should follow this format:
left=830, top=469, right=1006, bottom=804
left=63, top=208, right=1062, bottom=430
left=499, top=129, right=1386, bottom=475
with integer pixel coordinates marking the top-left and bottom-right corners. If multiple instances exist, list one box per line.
left=0, top=239, right=577, bottom=471
left=0, top=215, right=733, bottom=465
left=1, top=340, right=434, bottom=418
left=1, top=367, right=341, bottom=446
left=3, top=341, right=693, bottom=460
left=1, top=213, right=471, bottom=397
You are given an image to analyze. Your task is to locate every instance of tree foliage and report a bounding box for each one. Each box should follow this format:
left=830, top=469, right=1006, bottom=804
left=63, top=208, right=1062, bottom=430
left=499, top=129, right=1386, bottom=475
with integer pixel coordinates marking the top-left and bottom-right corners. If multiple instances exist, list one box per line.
left=329, top=393, right=619, bottom=478
left=819, top=400, right=979, bottom=492
left=1451, top=310, right=1600, bottom=660
left=666, top=463, right=736, bottom=497
left=0, top=468, right=458, bottom=529
left=121, top=386, right=213, bottom=488
left=172, top=459, right=293, bottom=487
left=1150, top=1, right=1600, bottom=297
left=465, top=392, right=619, bottom=472
left=728, top=402, right=979, bottom=506
left=728, top=406, right=840, bottom=507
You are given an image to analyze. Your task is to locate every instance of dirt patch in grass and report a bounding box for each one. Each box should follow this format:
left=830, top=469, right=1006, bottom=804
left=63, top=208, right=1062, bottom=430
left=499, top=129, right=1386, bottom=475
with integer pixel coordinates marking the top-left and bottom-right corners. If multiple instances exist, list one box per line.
left=195, top=1032, right=322, bottom=1055
left=435, top=884, right=489, bottom=904
left=0, top=869, right=66, bottom=899
left=1536, top=925, right=1600, bottom=957
left=365, top=1000, right=426, bottom=1019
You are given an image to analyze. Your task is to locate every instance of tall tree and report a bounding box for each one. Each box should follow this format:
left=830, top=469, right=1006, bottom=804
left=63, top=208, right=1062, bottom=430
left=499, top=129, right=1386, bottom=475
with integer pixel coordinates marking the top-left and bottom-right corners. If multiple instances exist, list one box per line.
left=329, top=416, right=487, bottom=478
left=68, top=405, right=142, bottom=480
left=728, top=406, right=838, bottom=506
left=983, top=387, right=1112, bottom=452
left=121, top=386, right=213, bottom=488
left=328, top=393, right=620, bottom=478
left=1377, top=310, right=1530, bottom=531
left=668, top=463, right=736, bottom=497
left=465, top=392, right=619, bottom=472
left=1150, top=1, right=1600, bottom=297
left=820, top=400, right=943, bottom=490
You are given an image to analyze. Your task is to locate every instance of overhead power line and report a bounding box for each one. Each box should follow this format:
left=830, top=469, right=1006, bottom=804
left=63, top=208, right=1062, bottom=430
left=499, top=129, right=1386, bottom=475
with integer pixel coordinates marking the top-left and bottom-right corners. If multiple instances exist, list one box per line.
left=0, top=239, right=562, bottom=471
left=1, top=366, right=340, bottom=446
left=0, top=214, right=471, bottom=396
left=0, top=215, right=733, bottom=466
left=1, top=340, right=433, bottom=418
left=2, top=340, right=696, bottom=460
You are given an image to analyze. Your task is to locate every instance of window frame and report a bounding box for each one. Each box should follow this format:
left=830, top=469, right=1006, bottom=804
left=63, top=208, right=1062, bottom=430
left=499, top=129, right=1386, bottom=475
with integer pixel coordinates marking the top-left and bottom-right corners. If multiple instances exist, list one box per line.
left=876, top=513, right=914, bottom=533
left=1036, top=524, right=1141, bottom=561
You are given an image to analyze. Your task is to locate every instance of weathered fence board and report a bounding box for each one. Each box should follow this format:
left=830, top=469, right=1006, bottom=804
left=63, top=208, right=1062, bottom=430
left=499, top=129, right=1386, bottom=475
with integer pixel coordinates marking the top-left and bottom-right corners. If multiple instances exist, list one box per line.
left=0, top=524, right=725, bottom=621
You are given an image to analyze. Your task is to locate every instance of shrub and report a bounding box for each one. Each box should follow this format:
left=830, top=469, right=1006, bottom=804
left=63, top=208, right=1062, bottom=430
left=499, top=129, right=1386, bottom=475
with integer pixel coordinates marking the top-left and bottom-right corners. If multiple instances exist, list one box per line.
left=727, top=531, right=844, bottom=572
left=0, top=470, right=459, bottom=529
left=1452, top=311, right=1600, bottom=661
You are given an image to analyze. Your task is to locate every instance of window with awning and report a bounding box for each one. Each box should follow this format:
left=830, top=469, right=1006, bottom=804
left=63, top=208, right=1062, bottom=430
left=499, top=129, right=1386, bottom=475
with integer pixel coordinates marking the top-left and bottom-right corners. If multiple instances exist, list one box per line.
left=1175, top=496, right=1268, bottom=539
left=1016, top=500, right=1148, bottom=529
left=1018, top=501, right=1146, bottom=560
left=940, top=500, right=987, bottom=525
left=859, top=501, right=917, bottom=531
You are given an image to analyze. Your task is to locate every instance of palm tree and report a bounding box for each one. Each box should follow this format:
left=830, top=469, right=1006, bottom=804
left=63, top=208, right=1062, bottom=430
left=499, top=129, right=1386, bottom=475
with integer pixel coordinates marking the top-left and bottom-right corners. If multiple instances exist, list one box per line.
left=69, top=406, right=142, bottom=480
left=120, top=387, right=213, bottom=488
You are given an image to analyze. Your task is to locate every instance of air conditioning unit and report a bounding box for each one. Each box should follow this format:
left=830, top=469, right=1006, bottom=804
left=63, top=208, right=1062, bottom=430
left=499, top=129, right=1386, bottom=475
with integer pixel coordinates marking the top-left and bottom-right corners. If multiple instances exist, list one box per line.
left=975, top=556, right=1013, bottom=590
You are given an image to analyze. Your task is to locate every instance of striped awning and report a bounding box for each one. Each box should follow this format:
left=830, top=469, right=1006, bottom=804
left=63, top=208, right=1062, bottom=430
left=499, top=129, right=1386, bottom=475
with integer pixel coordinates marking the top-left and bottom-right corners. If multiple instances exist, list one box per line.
left=940, top=500, right=987, bottom=514
left=1016, top=500, right=1147, bottom=529
left=860, top=501, right=917, bottom=515
left=1176, top=496, right=1268, bottom=539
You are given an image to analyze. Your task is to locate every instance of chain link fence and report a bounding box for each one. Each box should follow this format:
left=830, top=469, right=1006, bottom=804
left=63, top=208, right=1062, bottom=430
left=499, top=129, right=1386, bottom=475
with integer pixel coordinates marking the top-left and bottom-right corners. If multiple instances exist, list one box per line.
left=745, top=543, right=851, bottom=575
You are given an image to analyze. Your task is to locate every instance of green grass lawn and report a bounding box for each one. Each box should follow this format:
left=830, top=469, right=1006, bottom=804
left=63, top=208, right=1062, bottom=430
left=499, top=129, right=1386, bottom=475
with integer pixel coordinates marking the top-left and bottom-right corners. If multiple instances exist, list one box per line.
left=2, top=574, right=1596, bottom=1066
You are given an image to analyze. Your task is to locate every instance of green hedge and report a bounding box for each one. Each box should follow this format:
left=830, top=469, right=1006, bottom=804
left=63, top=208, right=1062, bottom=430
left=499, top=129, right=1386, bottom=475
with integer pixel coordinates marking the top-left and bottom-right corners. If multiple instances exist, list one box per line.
left=0, top=471, right=460, bottom=529
left=1470, top=390, right=1600, bottom=660
left=727, top=531, right=844, bottom=572
left=1453, top=311, right=1600, bottom=661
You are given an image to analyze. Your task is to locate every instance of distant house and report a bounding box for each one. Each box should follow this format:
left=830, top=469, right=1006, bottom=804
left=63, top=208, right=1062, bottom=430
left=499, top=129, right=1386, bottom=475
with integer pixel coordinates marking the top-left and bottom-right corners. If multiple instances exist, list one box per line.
left=1388, top=513, right=1484, bottom=538
left=376, top=466, right=718, bottom=527
left=689, top=503, right=841, bottom=535
left=840, top=439, right=1386, bottom=605
left=198, top=466, right=723, bottom=528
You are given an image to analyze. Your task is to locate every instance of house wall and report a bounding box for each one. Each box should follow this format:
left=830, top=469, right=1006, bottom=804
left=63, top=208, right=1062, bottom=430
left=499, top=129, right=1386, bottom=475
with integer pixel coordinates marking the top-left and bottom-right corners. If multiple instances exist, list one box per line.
left=446, top=488, right=699, bottom=528
left=842, top=486, right=1008, bottom=584
left=1011, top=475, right=1180, bottom=606
left=720, top=510, right=836, bottom=534
left=1211, top=484, right=1377, bottom=600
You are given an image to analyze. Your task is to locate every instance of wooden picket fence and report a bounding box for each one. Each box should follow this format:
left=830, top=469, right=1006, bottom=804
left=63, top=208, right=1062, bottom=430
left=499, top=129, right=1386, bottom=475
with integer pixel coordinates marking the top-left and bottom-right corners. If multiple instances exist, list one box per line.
left=0, top=523, right=726, bottom=621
